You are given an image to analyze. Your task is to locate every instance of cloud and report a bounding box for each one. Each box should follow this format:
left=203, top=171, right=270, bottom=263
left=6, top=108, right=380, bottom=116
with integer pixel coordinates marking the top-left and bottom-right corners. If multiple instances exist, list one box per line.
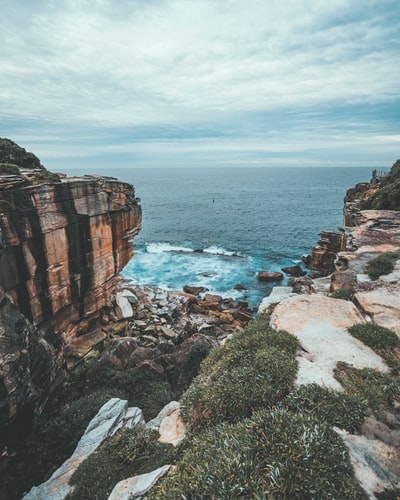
left=0, top=0, right=399, bottom=167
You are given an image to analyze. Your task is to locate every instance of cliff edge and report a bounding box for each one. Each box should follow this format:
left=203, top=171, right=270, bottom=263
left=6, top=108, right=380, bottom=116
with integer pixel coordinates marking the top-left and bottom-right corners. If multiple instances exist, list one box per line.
left=0, top=139, right=141, bottom=448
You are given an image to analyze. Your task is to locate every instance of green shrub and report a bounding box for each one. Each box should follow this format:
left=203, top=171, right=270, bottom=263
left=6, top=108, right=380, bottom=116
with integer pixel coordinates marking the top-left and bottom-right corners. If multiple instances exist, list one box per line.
left=149, top=420, right=264, bottom=499
left=366, top=251, right=400, bottom=280
left=336, top=367, right=400, bottom=409
left=180, top=321, right=298, bottom=431
left=0, top=163, right=20, bottom=175
left=348, top=323, right=400, bottom=353
left=248, top=407, right=367, bottom=499
left=69, top=425, right=176, bottom=500
left=284, top=384, right=368, bottom=433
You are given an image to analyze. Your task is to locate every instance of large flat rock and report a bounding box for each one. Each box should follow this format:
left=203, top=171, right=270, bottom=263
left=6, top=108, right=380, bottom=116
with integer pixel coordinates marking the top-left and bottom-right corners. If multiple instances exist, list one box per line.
left=354, top=285, right=400, bottom=336
left=271, top=295, right=389, bottom=390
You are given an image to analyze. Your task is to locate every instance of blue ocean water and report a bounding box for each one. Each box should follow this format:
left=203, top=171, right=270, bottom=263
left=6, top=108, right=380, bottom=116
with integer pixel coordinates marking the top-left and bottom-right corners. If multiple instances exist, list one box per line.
left=64, top=166, right=373, bottom=308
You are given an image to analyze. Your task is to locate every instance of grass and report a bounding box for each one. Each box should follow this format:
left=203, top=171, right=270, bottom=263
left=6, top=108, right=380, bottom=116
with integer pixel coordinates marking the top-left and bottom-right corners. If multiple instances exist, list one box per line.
left=180, top=316, right=299, bottom=431
left=150, top=408, right=367, bottom=500
left=284, top=383, right=368, bottom=433
left=335, top=366, right=400, bottom=409
left=366, top=251, right=400, bottom=280
left=68, top=425, right=176, bottom=500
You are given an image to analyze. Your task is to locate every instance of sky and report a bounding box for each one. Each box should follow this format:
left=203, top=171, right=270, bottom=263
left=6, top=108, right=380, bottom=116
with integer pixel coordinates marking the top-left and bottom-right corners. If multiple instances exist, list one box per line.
left=0, top=0, right=399, bottom=169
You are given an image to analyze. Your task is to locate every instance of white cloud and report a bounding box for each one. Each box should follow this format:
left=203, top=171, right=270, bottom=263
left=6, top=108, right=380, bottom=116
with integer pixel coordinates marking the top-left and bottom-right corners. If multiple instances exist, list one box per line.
left=0, top=0, right=399, bottom=166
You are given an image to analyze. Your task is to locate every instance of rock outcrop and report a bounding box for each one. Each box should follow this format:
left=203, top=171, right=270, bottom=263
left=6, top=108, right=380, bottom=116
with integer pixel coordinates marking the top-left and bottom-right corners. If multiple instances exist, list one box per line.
left=0, top=175, right=141, bottom=336
left=0, top=140, right=141, bottom=456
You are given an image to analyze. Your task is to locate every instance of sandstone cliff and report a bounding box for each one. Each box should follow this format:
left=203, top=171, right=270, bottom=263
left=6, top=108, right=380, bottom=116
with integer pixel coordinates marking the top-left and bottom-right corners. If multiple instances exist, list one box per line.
left=0, top=175, right=141, bottom=335
left=0, top=140, right=141, bottom=452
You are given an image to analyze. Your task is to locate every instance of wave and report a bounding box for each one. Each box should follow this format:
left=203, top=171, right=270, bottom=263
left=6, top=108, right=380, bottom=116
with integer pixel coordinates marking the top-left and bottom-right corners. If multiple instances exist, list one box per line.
left=203, top=245, right=246, bottom=258
left=146, top=242, right=194, bottom=254
left=145, top=242, right=246, bottom=258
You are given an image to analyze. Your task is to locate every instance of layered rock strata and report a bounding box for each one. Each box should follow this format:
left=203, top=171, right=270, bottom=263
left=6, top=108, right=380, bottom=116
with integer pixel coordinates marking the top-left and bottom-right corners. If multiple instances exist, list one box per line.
left=0, top=175, right=141, bottom=336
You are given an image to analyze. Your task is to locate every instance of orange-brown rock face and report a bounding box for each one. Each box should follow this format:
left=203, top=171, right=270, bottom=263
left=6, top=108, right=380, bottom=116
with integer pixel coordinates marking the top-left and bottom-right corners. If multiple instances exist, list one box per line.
left=0, top=176, right=141, bottom=335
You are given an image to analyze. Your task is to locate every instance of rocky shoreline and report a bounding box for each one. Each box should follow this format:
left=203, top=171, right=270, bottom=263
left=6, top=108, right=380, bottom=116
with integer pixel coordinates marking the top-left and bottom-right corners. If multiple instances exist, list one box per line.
left=1, top=140, right=400, bottom=499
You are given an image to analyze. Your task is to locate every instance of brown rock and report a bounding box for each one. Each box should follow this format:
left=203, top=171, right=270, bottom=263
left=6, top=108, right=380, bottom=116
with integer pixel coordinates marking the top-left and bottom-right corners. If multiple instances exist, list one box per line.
left=330, top=270, right=357, bottom=292
left=281, top=265, right=306, bottom=277
left=183, top=286, right=208, bottom=296
left=257, top=271, right=284, bottom=282
left=64, top=330, right=107, bottom=360
left=0, top=175, right=141, bottom=334
left=204, top=293, right=223, bottom=303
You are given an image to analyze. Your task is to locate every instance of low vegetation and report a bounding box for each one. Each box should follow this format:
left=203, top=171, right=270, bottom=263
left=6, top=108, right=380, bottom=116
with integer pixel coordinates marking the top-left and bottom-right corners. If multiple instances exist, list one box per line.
left=180, top=315, right=299, bottom=431
left=284, top=383, right=368, bottom=433
left=348, top=323, right=400, bottom=353
left=360, top=159, right=400, bottom=210
left=18, top=313, right=400, bottom=499
left=68, top=426, right=176, bottom=500
left=0, top=163, right=20, bottom=175
left=150, top=408, right=366, bottom=499
left=366, top=251, right=400, bottom=280
left=87, top=365, right=172, bottom=420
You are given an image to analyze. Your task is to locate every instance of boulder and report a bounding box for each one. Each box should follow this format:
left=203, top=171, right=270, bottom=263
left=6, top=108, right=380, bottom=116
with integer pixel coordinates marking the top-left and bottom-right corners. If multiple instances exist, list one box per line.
left=258, top=287, right=296, bottom=313
left=330, top=270, right=357, bottom=292
left=108, top=465, right=172, bottom=500
left=24, top=398, right=133, bottom=499
left=183, top=286, right=208, bottom=296
left=257, top=271, right=284, bottom=282
left=281, top=265, right=306, bottom=276
left=146, top=401, right=185, bottom=447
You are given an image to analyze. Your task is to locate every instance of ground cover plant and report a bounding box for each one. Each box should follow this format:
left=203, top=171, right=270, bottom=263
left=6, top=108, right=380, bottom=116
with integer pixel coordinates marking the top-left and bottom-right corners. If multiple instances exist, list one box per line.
left=348, top=323, right=400, bottom=373
left=366, top=251, right=400, bottom=280
left=180, top=315, right=299, bottom=431
left=284, top=383, right=368, bottom=433
left=68, top=425, right=176, bottom=500
left=149, top=408, right=366, bottom=500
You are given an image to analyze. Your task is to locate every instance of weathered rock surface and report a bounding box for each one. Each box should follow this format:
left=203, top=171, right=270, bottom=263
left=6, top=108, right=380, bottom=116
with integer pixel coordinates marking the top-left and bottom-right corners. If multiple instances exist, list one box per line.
left=0, top=292, right=58, bottom=441
left=108, top=465, right=172, bottom=500
left=147, top=401, right=185, bottom=446
left=257, top=271, right=284, bottom=282
left=271, top=295, right=388, bottom=390
left=354, top=286, right=400, bottom=336
left=24, top=398, right=140, bottom=499
left=302, top=230, right=346, bottom=277
left=0, top=176, right=141, bottom=334
left=335, top=428, right=400, bottom=498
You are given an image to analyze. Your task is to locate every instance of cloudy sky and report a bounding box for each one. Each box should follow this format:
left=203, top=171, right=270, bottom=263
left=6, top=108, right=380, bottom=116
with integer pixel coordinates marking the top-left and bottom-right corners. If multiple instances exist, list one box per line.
left=1, top=0, right=399, bottom=169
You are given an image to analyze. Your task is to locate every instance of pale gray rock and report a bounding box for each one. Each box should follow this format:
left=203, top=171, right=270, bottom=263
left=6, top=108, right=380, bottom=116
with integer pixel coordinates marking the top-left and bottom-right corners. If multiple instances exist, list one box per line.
left=271, top=295, right=389, bottom=390
left=258, top=286, right=295, bottom=313
left=354, top=286, right=400, bottom=336
left=146, top=401, right=180, bottom=431
left=335, top=428, right=400, bottom=499
left=116, top=293, right=134, bottom=319
left=24, top=398, right=129, bottom=500
left=146, top=401, right=185, bottom=447
left=108, top=465, right=172, bottom=500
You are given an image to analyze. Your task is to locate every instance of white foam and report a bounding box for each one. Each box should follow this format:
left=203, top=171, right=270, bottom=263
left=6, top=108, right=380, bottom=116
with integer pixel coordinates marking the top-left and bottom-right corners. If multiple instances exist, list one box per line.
left=203, top=245, right=244, bottom=257
left=146, top=242, right=194, bottom=254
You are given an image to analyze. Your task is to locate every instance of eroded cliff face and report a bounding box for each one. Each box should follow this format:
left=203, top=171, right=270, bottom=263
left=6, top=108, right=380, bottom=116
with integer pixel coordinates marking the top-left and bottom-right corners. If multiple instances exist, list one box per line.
left=0, top=139, right=141, bottom=447
left=0, top=175, right=141, bottom=336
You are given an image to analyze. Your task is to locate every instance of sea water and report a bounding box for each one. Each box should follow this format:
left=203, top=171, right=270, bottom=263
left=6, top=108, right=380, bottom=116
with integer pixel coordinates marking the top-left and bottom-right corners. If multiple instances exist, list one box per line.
left=63, top=166, right=373, bottom=308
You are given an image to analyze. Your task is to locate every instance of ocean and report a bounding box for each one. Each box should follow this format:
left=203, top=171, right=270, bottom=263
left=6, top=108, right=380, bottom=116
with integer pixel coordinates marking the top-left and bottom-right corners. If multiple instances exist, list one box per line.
left=63, top=166, right=373, bottom=308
